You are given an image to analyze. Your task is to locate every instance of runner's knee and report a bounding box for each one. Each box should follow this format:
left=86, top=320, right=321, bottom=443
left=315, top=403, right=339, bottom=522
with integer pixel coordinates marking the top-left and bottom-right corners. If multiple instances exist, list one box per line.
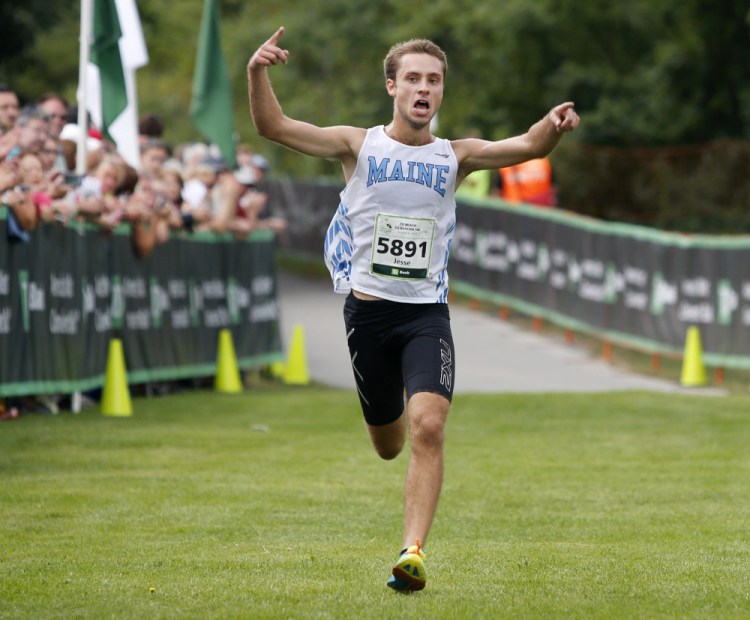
left=408, top=394, right=449, bottom=448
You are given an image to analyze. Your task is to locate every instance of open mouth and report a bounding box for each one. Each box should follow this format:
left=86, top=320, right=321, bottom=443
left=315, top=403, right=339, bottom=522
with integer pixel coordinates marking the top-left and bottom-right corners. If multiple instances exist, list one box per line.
left=414, top=99, right=430, bottom=111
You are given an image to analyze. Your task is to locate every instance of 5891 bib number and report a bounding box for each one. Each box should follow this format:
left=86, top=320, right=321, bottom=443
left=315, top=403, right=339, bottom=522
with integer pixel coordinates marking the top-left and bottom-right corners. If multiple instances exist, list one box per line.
left=370, top=213, right=435, bottom=279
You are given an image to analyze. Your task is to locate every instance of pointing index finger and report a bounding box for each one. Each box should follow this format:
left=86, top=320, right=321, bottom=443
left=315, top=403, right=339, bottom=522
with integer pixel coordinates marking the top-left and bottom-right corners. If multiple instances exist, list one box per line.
left=268, top=26, right=285, bottom=45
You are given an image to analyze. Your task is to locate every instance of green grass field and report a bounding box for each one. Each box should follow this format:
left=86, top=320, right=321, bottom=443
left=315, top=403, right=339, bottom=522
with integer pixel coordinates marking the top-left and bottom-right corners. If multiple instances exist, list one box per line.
left=1, top=385, right=749, bottom=619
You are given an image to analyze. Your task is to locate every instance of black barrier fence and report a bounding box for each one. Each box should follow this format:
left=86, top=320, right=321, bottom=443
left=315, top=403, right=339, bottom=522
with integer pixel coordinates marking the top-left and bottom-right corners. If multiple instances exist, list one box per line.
left=0, top=210, right=283, bottom=397
left=265, top=178, right=750, bottom=369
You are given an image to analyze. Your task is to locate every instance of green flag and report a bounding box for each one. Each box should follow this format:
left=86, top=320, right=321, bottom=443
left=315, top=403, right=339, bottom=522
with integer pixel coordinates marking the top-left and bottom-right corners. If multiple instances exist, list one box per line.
left=190, top=0, right=236, bottom=168
left=90, top=0, right=128, bottom=143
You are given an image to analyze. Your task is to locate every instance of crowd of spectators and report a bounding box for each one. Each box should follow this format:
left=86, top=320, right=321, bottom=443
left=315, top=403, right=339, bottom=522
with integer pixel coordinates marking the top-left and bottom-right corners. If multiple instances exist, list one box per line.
left=0, top=83, right=286, bottom=259
left=0, top=83, right=287, bottom=419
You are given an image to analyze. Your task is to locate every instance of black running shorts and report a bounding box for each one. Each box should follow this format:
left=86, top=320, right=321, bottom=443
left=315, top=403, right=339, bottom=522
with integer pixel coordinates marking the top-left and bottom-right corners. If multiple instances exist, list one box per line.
left=343, top=292, right=456, bottom=426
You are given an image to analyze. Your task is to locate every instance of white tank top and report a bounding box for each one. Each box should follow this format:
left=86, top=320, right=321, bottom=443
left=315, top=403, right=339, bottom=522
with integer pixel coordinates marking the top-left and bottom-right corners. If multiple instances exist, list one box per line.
left=324, top=126, right=458, bottom=303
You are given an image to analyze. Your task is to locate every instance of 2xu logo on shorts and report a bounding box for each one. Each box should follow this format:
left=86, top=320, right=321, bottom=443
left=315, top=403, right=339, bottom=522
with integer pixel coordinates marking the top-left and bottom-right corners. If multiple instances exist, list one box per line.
left=439, top=338, right=452, bottom=391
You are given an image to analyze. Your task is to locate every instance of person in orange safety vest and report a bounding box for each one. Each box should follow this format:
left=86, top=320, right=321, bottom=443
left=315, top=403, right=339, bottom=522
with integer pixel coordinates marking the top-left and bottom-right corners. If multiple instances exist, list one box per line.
left=497, top=157, right=556, bottom=206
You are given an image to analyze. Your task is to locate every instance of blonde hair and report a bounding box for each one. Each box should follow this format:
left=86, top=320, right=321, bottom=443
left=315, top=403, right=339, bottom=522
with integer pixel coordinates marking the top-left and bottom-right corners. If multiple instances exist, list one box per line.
left=383, top=39, right=448, bottom=82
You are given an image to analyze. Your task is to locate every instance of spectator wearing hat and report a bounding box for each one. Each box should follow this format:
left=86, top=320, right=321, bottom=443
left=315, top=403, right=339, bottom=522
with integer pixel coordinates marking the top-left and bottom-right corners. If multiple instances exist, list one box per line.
left=225, top=165, right=286, bottom=237
left=250, top=154, right=270, bottom=184
left=58, top=122, right=104, bottom=173
left=235, top=143, right=255, bottom=169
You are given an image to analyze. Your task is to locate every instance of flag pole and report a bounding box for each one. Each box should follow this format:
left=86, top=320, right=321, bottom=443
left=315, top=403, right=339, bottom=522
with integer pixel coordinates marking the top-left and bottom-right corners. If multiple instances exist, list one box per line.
left=76, top=0, right=94, bottom=174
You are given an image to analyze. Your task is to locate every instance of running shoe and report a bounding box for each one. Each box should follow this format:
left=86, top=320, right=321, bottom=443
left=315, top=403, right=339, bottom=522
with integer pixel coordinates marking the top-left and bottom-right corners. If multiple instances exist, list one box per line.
left=386, top=540, right=426, bottom=592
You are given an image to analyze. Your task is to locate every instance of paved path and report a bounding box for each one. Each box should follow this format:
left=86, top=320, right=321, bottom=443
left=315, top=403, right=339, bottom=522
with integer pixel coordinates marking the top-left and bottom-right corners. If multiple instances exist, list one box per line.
left=276, top=269, right=697, bottom=394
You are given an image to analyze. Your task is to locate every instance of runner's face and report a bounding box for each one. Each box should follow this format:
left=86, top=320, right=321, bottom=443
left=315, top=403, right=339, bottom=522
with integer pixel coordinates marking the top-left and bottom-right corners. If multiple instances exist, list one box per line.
left=387, top=53, right=444, bottom=130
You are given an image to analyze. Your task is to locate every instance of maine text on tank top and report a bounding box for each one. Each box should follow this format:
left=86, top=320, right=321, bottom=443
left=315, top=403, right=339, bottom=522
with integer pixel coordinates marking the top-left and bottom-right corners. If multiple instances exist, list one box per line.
left=324, top=125, right=458, bottom=303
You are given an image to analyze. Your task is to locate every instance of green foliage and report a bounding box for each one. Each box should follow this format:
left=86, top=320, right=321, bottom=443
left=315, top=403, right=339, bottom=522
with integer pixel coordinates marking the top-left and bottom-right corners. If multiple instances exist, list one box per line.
left=1, top=387, right=750, bottom=618
left=5, top=0, right=749, bottom=145
left=554, top=139, right=750, bottom=233
left=0, top=0, right=748, bottom=229
left=0, top=1, right=80, bottom=101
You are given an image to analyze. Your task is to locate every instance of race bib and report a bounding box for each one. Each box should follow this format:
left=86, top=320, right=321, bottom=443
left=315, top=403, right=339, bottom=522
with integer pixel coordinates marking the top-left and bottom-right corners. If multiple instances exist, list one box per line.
left=370, top=213, right=435, bottom=279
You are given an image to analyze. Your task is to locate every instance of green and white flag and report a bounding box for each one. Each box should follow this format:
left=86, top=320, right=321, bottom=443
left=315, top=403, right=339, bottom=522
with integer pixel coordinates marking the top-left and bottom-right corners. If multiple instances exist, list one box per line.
left=89, top=0, right=127, bottom=141
left=190, top=0, right=236, bottom=169
left=84, top=0, right=148, bottom=169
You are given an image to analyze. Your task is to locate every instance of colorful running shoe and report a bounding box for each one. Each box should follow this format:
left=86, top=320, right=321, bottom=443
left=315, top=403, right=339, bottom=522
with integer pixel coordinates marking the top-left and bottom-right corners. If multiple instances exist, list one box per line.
left=387, top=540, right=426, bottom=592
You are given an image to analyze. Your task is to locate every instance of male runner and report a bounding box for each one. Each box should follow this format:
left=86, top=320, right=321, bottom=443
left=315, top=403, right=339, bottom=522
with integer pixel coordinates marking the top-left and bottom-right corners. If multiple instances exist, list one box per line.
left=247, top=27, right=579, bottom=592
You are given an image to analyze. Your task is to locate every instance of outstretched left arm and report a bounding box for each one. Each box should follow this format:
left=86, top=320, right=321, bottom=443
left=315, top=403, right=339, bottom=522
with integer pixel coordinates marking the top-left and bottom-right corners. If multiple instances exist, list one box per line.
left=453, top=102, right=580, bottom=178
